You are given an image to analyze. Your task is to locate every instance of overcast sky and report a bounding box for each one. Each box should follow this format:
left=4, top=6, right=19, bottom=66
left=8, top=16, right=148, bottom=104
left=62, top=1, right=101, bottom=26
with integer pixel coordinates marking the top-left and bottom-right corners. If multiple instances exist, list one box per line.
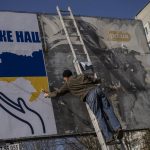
left=0, top=0, right=149, bottom=18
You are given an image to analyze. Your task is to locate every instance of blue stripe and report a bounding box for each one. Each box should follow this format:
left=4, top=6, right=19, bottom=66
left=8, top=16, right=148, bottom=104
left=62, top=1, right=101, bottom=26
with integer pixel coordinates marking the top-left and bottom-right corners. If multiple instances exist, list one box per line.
left=0, top=50, right=46, bottom=77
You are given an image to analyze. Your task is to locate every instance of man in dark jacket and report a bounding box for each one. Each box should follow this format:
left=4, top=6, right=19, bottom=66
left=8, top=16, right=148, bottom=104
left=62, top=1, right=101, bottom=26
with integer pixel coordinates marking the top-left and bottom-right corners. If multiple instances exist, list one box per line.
left=43, top=70, right=123, bottom=143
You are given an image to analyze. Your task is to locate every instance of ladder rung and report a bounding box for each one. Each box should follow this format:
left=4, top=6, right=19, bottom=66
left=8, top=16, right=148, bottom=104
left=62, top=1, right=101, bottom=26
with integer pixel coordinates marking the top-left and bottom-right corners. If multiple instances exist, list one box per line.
left=66, top=26, right=76, bottom=30
left=74, top=43, right=83, bottom=46
left=60, top=10, right=70, bottom=13
left=75, top=43, right=83, bottom=46
left=76, top=53, right=87, bottom=55
left=82, top=32, right=89, bottom=35
left=70, top=35, right=80, bottom=37
left=107, top=140, right=121, bottom=145
left=63, top=18, right=72, bottom=21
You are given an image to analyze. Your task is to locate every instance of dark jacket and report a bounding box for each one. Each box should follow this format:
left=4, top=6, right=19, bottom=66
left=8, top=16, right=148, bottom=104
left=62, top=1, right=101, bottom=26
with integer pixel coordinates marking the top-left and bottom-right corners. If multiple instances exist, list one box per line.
left=48, top=74, right=101, bottom=101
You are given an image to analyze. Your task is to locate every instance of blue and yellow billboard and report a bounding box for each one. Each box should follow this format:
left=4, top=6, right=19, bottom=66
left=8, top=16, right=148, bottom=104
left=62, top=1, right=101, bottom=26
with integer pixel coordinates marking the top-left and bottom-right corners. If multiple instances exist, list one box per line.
left=0, top=12, right=57, bottom=139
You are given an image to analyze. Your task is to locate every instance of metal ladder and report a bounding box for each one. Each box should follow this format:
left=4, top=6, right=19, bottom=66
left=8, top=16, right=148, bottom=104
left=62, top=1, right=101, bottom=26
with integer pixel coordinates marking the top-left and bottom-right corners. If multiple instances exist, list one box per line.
left=56, top=6, right=109, bottom=150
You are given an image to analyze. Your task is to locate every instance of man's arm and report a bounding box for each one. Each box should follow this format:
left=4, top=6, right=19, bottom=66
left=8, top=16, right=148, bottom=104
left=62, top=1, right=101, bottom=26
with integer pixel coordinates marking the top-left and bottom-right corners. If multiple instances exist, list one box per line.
left=84, top=74, right=102, bottom=84
left=43, top=82, right=69, bottom=98
left=84, top=74, right=121, bottom=90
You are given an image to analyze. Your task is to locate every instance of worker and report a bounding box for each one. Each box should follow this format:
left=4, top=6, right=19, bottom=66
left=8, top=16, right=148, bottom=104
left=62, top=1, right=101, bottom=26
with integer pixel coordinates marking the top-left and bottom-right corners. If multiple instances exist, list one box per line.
left=43, top=69, right=123, bottom=144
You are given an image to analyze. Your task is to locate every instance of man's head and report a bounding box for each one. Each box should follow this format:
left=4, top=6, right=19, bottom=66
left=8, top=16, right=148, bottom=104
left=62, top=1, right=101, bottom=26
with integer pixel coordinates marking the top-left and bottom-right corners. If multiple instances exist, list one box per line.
left=63, top=70, right=73, bottom=81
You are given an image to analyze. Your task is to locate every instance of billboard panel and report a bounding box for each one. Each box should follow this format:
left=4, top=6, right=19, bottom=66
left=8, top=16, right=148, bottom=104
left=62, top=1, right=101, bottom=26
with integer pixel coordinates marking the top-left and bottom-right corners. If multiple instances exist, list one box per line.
left=0, top=12, right=57, bottom=140
left=40, top=14, right=150, bottom=131
left=1, top=11, right=149, bottom=140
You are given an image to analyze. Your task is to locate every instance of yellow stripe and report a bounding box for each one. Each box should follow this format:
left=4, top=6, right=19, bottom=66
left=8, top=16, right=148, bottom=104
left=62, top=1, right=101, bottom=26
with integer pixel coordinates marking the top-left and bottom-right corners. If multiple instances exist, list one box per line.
left=0, top=77, right=49, bottom=102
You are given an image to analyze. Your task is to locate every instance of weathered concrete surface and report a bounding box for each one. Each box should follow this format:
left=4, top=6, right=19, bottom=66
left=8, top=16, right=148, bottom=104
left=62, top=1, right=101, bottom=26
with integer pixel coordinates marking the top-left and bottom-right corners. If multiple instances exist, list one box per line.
left=39, top=14, right=150, bottom=132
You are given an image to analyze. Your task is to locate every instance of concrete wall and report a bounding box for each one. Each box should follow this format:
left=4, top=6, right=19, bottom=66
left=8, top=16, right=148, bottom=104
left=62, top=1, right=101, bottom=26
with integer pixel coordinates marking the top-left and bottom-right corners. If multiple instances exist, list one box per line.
left=135, top=2, right=150, bottom=47
left=135, top=2, right=150, bottom=25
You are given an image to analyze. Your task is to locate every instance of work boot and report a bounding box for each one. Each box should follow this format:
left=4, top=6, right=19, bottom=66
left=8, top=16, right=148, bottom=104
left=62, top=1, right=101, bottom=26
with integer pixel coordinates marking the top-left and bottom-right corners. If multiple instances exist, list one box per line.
left=115, top=129, right=124, bottom=140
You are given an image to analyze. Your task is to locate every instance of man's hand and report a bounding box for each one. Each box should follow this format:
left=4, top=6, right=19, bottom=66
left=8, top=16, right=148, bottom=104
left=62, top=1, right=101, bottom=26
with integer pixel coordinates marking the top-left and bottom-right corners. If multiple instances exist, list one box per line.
left=41, top=89, right=50, bottom=98
left=44, top=93, right=50, bottom=98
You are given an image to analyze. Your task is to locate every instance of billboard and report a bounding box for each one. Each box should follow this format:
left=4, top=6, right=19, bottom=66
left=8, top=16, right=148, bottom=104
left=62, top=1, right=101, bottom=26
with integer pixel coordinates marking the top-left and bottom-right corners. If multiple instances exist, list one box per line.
left=40, top=14, right=150, bottom=131
left=0, top=12, right=57, bottom=140
left=0, top=11, right=149, bottom=141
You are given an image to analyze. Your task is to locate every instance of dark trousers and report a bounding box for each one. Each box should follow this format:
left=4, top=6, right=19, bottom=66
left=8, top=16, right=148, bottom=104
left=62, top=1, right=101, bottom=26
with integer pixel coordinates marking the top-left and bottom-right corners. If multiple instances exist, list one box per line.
left=86, top=86, right=121, bottom=142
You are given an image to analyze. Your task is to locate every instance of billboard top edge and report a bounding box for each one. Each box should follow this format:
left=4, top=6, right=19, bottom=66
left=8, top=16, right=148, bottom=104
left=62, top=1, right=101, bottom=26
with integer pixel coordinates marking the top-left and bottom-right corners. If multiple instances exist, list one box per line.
left=0, top=9, right=137, bottom=22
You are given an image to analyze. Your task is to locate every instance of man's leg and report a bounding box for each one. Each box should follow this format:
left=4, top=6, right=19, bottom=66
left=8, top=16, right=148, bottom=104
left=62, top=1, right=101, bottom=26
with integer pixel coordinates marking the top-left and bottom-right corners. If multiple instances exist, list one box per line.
left=100, top=96, right=121, bottom=131
left=98, top=91, right=123, bottom=140
left=86, top=88, right=114, bottom=142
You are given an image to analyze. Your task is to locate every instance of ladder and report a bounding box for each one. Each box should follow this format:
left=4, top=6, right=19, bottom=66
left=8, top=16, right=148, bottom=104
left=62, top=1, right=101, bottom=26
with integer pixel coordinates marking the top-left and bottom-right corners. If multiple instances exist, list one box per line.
left=56, top=6, right=108, bottom=150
